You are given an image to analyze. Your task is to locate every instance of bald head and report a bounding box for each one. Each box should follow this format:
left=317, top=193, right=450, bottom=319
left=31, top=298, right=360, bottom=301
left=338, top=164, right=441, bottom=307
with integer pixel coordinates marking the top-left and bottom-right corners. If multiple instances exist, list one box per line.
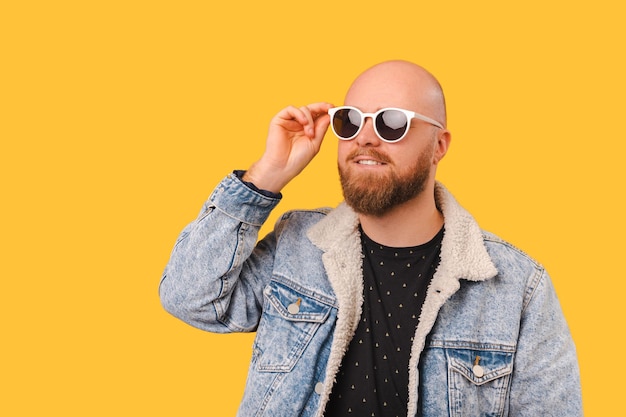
left=345, top=60, right=447, bottom=128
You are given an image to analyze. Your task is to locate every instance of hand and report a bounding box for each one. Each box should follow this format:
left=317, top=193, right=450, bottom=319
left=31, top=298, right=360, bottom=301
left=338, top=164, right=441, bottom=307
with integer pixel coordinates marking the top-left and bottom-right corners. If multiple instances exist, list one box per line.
left=244, top=102, right=333, bottom=193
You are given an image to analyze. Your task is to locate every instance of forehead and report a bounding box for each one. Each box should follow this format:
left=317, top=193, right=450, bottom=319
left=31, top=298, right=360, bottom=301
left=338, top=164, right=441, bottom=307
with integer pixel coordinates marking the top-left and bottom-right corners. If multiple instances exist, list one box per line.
left=344, top=70, right=426, bottom=112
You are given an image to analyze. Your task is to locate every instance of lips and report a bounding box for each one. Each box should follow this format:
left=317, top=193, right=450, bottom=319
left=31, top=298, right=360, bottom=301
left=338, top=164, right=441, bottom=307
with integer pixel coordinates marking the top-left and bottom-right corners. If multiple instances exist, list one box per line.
left=356, top=159, right=383, bottom=165
left=348, top=149, right=391, bottom=166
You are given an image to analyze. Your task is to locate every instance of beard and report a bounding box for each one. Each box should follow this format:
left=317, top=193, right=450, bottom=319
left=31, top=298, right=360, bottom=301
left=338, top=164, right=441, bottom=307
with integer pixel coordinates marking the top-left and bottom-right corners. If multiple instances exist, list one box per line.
left=339, top=148, right=432, bottom=217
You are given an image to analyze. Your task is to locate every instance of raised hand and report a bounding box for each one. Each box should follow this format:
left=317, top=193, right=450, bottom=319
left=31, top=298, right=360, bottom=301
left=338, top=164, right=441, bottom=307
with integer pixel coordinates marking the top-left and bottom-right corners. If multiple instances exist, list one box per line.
left=243, top=102, right=333, bottom=193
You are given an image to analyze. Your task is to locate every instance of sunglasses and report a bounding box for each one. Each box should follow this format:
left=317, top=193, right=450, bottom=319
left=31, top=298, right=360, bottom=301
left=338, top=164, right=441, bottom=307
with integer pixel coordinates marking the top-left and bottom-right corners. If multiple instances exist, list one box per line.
left=328, top=106, right=444, bottom=143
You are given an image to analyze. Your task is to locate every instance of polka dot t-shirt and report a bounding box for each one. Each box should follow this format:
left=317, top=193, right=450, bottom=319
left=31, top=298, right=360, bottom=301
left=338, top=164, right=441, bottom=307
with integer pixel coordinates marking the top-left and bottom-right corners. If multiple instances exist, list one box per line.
left=324, top=226, right=443, bottom=417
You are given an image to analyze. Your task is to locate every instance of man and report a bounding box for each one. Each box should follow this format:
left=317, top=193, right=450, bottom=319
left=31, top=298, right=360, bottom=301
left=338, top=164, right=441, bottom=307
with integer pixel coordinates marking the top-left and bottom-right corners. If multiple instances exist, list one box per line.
left=160, top=60, right=582, bottom=416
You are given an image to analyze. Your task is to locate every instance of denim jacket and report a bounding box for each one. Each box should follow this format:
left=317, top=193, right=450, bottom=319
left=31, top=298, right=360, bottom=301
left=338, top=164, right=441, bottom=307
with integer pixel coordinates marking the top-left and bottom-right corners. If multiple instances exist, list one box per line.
left=160, top=173, right=582, bottom=416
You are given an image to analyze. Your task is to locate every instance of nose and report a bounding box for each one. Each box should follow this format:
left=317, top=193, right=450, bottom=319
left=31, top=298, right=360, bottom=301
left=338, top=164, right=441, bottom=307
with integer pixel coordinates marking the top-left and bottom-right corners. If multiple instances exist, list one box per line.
left=355, top=116, right=382, bottom=147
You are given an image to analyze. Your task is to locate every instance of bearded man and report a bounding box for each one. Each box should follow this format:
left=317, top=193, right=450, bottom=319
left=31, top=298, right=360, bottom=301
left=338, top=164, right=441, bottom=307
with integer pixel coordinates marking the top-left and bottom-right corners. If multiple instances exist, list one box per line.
left=160, top=60, right=582, bottom=416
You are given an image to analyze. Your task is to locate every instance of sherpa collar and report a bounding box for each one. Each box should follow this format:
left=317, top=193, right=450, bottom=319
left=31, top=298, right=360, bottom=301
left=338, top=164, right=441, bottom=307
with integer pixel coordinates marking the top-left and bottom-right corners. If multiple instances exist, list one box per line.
left=307, top=182, right=497, bottom=282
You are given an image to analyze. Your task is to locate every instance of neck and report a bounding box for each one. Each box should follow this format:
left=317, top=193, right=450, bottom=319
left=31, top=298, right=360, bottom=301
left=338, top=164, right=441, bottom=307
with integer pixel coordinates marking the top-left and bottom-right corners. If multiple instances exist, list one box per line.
left=358, top=186, right=443, bottom=248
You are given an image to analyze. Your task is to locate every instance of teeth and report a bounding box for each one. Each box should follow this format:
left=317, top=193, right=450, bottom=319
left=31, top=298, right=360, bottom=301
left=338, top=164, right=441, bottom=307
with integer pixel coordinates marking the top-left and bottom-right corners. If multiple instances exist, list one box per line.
left=357, top=160, right=381, bottom=165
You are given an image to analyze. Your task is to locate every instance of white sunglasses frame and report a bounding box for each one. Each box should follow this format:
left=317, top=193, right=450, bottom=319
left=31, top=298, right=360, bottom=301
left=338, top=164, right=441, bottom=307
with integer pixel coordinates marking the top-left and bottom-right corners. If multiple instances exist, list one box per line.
left=328, top=106, right=444, bottom=143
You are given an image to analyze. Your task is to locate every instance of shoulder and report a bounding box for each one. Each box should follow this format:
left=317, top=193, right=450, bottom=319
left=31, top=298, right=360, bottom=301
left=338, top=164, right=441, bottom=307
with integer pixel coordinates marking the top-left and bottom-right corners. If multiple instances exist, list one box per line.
left=481, top=230, right=544, bottom=272
left=279, top=207, right=333, bottom=220
left=273, top=207, right=333, bottom=235
left=480, top=230, right=547, bottom=301
left=277, top=207, right=333, bottom=224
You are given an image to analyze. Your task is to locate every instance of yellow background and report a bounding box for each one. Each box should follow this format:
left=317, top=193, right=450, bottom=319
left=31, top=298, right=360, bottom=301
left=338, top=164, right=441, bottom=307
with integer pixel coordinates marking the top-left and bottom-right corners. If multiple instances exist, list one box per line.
left=2, top=1, right=624, bottom=415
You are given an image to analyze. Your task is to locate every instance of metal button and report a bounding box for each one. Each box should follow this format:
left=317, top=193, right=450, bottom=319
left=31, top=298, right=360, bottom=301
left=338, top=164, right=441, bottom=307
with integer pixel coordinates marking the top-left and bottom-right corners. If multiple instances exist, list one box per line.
left=472, top=364, right=484, bottom=378
left=287, top=297, right=302, bottom=314
left=314, top=382, right=324, bottom=395
left=472, top=355, right=484, bottom=377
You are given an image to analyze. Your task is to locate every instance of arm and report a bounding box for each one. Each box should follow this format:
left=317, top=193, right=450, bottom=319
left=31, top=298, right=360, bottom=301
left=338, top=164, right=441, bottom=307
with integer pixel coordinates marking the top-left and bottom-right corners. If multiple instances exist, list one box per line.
left=159, top=103, right=333, bottom=332
left=509, top=269, right=583, bottom=415
left=159, top=173, right=281, bottom=332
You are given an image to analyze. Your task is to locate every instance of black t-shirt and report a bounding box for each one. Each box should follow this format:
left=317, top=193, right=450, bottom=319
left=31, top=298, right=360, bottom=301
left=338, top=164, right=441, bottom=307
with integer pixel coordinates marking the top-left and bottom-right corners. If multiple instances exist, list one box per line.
left=325, top=227, right=443, bottom=417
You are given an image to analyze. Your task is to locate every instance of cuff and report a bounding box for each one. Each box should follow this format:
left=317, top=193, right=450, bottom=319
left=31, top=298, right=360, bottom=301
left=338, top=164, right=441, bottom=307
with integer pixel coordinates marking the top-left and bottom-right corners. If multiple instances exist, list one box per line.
left=207, top=172, right=282, bottom=226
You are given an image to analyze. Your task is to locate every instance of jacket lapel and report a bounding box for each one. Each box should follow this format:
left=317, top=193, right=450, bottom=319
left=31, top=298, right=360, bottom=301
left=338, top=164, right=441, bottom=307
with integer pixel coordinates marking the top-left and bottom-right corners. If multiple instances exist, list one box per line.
left=307, top=203, right=363, bottom=414
left=407, top=182, right=498, bottom=415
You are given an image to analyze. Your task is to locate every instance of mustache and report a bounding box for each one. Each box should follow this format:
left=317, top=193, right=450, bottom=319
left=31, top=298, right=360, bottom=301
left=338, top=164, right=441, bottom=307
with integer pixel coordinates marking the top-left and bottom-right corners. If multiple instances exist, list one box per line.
left=345, top=148, right=393, bottom=164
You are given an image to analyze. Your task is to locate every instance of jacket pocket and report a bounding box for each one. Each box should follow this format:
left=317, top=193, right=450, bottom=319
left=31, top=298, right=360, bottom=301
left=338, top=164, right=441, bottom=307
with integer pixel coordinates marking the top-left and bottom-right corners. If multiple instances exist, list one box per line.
left=254, top=279, right=332, bottom=372
left=446, top=346, right=514, bottom=417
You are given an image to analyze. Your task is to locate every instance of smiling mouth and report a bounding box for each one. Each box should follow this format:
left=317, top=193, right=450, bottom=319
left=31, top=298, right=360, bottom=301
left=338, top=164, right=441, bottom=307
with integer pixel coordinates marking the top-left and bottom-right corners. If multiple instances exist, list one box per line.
left=347, top=149, right=392, bottom=166
left=357, top=159, right=385, bottom=166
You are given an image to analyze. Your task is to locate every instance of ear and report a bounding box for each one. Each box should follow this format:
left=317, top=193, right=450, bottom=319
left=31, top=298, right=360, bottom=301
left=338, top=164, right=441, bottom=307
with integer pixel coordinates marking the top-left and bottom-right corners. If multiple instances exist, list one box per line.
left=433, top=129, right=451, bottom=164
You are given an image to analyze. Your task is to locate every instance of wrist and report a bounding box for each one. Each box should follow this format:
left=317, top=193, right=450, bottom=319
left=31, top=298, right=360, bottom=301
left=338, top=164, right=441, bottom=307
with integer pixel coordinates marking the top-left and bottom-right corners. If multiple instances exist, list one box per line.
left=235, top=170, right=282, bottom=199
left=243, top=161, right=289, bottom=194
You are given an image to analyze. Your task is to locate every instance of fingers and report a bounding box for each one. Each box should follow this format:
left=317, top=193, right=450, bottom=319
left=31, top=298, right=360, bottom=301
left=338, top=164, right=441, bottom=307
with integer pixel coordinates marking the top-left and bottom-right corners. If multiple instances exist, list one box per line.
left=299, top=106, right=316, bottom=137
left=303, top=103, right=333, bottom=139
left=274, top=103, right=333, bottom=138
left=306, top=103, right=333, bottom=143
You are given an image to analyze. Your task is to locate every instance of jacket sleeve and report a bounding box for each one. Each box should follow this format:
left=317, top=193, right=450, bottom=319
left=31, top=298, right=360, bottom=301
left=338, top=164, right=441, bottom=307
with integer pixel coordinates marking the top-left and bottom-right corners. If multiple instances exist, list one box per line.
left=509, top=268, right=583, bottom=416
left=159, top=172, right=282, bottom=333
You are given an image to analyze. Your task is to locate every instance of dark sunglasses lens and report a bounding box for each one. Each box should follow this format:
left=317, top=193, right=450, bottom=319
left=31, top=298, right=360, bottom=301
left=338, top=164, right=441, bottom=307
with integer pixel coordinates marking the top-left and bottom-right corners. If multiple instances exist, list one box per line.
left=376, top=110, right=408, bottom=141
left=333, top=108, right=361, bottom=139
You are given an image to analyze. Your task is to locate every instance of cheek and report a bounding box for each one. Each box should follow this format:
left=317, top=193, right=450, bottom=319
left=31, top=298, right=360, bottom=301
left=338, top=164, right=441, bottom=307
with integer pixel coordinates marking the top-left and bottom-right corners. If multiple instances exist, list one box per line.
left=395, top=145, right=433, bottom=169
left=337, top=142, right=351, bottom=164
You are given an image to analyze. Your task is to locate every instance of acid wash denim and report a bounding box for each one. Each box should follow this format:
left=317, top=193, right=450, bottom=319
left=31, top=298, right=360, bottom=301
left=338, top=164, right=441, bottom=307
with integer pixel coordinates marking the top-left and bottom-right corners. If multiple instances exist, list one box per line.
left=160, top=172, right=583, bottom=417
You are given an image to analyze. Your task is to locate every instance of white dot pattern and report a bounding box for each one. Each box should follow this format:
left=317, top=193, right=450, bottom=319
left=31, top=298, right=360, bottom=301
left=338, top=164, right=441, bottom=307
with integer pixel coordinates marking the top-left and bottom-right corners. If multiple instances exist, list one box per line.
left=325, top=227, right=443, bottom=417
